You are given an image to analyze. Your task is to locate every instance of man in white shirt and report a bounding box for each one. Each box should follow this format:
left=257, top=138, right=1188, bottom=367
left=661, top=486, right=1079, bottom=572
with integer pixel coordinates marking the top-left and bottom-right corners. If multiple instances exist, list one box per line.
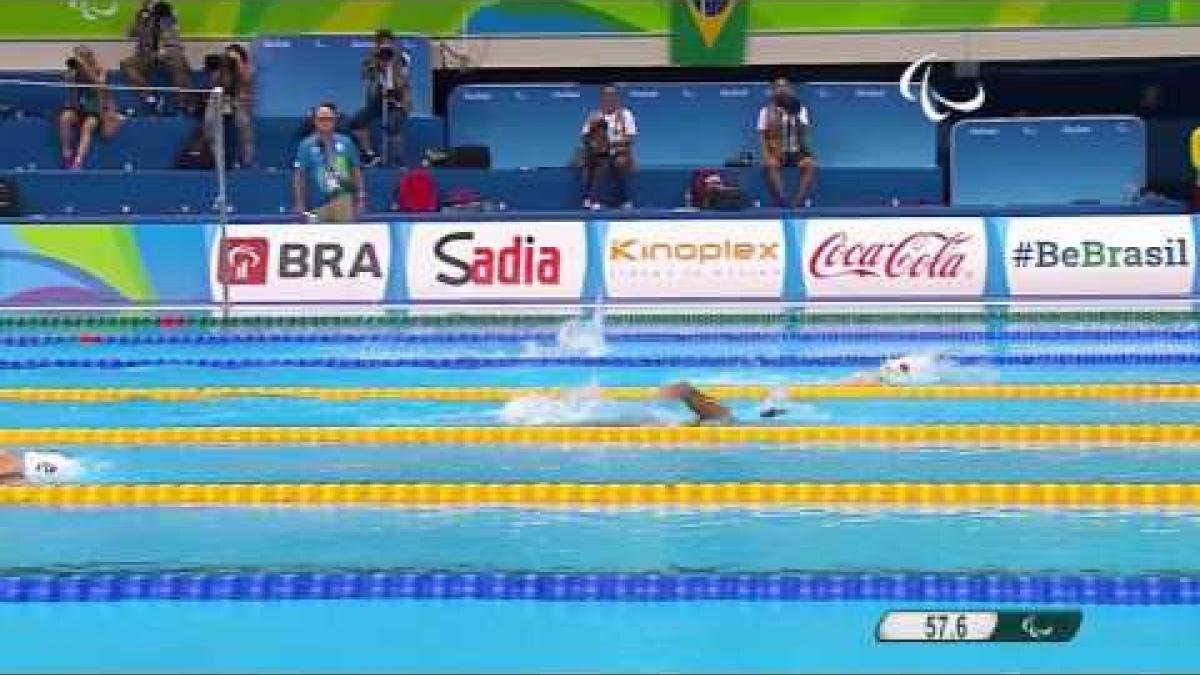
left=580, top=85, right=637, bottom=209
left=758, top=78, right=817, bottom=207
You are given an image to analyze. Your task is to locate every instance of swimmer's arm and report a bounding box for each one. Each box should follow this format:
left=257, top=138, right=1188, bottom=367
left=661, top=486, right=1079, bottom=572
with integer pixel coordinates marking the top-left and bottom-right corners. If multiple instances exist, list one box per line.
left=0, top=452, right=20, bottom=483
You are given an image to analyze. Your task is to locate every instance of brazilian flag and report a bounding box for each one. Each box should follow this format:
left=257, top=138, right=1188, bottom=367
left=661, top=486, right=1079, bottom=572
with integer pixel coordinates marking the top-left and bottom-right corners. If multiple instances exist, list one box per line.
left=670, top=0, right=749, bottom=67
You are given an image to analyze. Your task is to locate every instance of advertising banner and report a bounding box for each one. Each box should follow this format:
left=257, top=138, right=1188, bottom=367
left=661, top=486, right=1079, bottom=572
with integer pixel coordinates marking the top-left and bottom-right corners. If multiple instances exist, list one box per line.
left=211, top=223, right=392, bottom=303
left=0, top=223, right=210, bottom=306
left=801, top=217, right=987, bottom=297
left=604, top=219, right=785, bottom=299
left=1004, top=215, right=1194, bottom=296
left=405, top=221, right=586, bottom=301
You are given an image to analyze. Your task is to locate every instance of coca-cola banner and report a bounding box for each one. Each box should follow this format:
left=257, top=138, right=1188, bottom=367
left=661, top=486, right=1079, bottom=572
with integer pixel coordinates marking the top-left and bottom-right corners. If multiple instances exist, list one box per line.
left=801, top=218, right=988, bottom=298
left=1004, top=215, right=1194, bottom=297
left=604, top=220, right=786, bottom=299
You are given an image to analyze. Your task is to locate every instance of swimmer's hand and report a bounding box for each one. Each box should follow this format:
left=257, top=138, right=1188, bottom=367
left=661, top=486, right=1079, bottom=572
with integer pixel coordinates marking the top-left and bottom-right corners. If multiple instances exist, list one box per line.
left=758, top=407, right=788, bottom=419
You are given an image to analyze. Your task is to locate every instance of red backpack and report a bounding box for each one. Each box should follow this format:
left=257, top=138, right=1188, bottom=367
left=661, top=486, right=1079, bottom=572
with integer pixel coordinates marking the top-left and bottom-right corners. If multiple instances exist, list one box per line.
left=688, top=167, right=726, bottom=207
left=395, top=168, right=438, bottom=212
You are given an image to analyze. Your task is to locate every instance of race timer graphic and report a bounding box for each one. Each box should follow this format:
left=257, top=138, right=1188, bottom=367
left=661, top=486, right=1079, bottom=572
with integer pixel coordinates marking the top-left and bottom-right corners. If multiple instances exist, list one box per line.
left=877, top=610, right=1083, bottom=643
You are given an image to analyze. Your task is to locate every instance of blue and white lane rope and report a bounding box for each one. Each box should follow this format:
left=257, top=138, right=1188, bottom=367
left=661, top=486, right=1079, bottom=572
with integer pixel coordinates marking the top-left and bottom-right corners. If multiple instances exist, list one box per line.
left=3, top=354, right=1200, bottom=369
left=0, top=571, right=1198, bottom=604
left=6, top=328, right=1200, bottom=347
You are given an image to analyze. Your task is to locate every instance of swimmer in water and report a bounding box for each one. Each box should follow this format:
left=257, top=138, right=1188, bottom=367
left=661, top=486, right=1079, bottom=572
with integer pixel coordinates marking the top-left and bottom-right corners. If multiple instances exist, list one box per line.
left=661, top=356, right=924, bottom=424
left=0, top=449, right=74, bottom=484
left=843, top=356, right=915, bottom=385
left=659, top=381, right=734, bottom=425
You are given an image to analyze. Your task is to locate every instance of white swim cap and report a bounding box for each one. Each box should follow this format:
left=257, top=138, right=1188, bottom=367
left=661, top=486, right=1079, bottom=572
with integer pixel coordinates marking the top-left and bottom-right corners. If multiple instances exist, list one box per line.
left=22, top=451, right=77, bottom=483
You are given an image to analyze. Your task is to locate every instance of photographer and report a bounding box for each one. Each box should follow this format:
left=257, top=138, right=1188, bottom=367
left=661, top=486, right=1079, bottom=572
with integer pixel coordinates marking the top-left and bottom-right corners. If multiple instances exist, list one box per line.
left=201, top=44, right=255, bottom=167
left=348, top=29, right=411, bottom=167
left=59, top=46, right=122, bottom=170
left=758, top=78, right=817, bottom=207
left=580, top=85, right=637, bottom=210
left=120, top=0, right=195, bottom=114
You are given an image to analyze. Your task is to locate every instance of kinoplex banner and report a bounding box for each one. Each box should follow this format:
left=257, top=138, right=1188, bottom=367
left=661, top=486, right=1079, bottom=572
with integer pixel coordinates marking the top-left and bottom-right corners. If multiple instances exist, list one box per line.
left=801, top=217, right=987, bottom=297
left=211, top=223, right=392, bottom=303
left=604, top=219, right=785, bottom=299
left=1004, top=215, right=1194, bottom=296
left=406, top=221, right=586, bottom=301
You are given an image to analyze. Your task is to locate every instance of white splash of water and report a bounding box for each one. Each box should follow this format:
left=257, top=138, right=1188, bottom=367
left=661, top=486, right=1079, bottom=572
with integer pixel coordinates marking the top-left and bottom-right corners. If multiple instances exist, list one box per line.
left=521, top=315, right=608, bottom=357
left=499, top=383, right=679, bottom=427
left=22, top=451, right=84, bottom=483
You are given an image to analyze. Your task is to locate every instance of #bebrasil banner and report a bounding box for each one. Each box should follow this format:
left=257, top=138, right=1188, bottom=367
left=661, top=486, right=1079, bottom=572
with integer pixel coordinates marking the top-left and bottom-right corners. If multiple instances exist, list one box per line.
left=21, top=0, right=1200, bottom=39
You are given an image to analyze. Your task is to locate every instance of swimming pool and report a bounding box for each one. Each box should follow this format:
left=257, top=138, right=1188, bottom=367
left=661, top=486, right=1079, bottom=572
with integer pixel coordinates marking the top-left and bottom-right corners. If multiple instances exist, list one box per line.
left=3, top=308, right=1200, bottom=673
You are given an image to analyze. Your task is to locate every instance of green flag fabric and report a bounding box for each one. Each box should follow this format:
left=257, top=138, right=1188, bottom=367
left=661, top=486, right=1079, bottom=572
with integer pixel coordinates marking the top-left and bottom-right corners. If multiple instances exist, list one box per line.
left=670, top=0, right=749, bottom=67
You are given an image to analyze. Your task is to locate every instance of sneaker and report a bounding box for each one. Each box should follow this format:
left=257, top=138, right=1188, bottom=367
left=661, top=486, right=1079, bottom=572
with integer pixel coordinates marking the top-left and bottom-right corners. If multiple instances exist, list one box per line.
left=69, top=155, right=83, bottom=171
left=582, top=198, right=597, bottom=210
left=621, top=201, right=634, bottom=210
left=362, top=152, right=383, bottom=168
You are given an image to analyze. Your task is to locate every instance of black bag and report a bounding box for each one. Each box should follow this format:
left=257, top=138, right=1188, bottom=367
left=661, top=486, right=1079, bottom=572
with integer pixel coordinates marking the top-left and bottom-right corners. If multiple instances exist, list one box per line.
left=441, top=145, right=491, bottom=169
left=176, top=126, right=215, bottom=170
left=707, top=185, right=749, bottom=211
left=0, top=178, right=21, bottom=217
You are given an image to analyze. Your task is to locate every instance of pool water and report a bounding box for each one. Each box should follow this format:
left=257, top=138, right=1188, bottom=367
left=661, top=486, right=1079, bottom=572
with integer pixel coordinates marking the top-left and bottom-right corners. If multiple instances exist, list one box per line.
left=3, top=311, right=1200, bottom=673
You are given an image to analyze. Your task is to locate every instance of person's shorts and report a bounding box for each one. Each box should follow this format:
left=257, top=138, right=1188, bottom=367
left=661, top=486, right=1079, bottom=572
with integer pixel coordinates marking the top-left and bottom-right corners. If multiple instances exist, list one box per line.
left=778, top=148, right=814, bottom=166
left=62, top=106, right=101, bottom=123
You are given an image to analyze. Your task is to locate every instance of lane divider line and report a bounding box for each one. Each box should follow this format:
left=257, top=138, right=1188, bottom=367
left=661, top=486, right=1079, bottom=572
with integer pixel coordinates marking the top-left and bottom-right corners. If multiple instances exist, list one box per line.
left=3, top=482, right=1200, bottom=507
left=0, top=384, right=1198, bottom=403
left=3, top=354, right=1200, bottom=369
left=0, top=570, right=1195, bottom=604
left=0, top=424, right=1196, bottom=446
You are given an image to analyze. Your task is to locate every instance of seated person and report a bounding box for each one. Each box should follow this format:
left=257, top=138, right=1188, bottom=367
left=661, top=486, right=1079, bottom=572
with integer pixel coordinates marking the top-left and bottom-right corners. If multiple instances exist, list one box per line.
left=758, top=78, right=816, bottom=207
left=580, top=85, right=637, bottom=210
left=349, top=29, right=411, bottom=167
left=59, top=46, right=122, bottom=169
left=120, top=0, right=196, bottom=114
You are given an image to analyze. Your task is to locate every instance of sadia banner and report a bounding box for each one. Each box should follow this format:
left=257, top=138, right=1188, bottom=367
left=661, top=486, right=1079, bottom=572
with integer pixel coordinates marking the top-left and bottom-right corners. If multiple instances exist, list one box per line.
left=405, top=222, right=586, bottom=301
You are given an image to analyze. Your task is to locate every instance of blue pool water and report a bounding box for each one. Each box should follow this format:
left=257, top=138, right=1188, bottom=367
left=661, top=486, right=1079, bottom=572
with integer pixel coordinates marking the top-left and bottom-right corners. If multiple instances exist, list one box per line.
left=4, top=313, right=1200, bottom=673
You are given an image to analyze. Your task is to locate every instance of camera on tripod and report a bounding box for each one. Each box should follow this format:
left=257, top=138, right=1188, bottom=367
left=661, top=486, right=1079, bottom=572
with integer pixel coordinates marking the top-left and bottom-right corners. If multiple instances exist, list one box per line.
left=145, top=1, right=174, bottom=20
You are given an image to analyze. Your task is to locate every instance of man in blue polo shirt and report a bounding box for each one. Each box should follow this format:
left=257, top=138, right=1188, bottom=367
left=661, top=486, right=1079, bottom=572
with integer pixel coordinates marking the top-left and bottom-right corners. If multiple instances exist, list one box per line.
left=292, top=102, right=366, bottom=223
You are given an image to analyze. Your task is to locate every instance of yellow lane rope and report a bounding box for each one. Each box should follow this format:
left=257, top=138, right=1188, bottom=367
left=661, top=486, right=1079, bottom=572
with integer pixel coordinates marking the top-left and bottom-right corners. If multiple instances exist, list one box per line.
left=0, top=425, right=1195, bottom=446
left=0, top=383, right=1198, bottom=403
left=3, top=482, right=1198, bottom=507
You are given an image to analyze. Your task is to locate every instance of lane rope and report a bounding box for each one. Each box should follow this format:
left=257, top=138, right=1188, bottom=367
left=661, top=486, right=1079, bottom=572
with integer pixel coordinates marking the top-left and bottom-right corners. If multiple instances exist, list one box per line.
left=0, top=570, right=1196, bottom=604
left=0, top=424, right=1196, bottom=446
left=1, top=383, right=1199, bottom=403
left=0, top=310, right=1198, bottom=330
left=9, top=327, right=1200, bottom=347
left=3, top=353, right=1200, bottom=369
left=3, top=482, right=1200, bottom=507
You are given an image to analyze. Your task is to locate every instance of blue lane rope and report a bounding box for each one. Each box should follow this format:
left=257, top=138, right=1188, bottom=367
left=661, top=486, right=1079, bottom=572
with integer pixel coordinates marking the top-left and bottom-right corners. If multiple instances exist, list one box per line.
left=0, top=570, right=1196, bottom=604
left=7, top=328, right=1200, bottom=348
left=3, top=354, right=1200, bottom=369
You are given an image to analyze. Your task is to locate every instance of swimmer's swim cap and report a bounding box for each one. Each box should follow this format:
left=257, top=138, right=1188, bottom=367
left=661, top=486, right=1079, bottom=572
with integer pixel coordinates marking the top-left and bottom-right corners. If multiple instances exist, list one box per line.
left=22, top=451, right=76, bottom=483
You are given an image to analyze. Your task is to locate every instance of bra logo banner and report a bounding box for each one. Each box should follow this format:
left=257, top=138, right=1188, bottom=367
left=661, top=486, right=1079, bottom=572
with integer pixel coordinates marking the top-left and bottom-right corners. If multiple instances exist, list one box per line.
left=68, top=0, right=120, bottom=21
left=900, top=53, right=986, bottom=122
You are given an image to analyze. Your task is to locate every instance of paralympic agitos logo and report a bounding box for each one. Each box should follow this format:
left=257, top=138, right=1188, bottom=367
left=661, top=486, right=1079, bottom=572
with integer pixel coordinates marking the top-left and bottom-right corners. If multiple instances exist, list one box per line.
left=900, top=53, right=986, bottom=123
left=433, top=232, right=562, bottom=286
